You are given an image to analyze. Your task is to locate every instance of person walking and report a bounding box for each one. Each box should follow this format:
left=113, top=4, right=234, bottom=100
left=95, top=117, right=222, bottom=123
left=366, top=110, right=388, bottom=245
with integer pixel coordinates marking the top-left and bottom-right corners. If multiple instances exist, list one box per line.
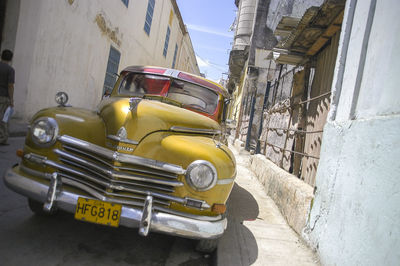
left=0, top=49, right=15, bottom=145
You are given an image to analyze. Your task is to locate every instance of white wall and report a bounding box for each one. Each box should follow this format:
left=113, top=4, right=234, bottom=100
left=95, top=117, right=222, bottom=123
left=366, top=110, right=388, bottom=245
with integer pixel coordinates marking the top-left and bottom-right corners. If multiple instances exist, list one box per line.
left=305, top=1, right=400, bottom=265
left=8, top=0, right=199, bottom=120
left=1, top=0, right=20, bottom=51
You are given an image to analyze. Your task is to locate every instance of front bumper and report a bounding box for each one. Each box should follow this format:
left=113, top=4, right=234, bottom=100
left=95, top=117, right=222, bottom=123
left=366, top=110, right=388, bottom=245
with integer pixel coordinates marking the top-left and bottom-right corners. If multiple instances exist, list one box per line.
left=4, top=166, right=227, bottom=240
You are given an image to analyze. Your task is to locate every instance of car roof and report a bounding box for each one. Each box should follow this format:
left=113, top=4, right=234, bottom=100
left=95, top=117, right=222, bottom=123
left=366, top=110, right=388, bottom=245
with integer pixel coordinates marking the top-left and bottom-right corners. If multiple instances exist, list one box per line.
left=121, top=66, right=229, bottom=97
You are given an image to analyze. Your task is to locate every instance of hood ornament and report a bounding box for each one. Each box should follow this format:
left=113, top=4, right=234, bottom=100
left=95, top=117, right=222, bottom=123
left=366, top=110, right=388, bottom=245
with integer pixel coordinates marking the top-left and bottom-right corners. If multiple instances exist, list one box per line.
left=117, top=127, right=127, bottom=139
left=129, top=97, right=141, bottom=111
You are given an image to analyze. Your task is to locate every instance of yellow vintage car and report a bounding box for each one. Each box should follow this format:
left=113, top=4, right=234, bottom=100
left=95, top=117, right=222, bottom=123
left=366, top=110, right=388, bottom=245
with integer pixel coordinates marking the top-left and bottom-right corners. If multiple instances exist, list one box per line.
left=4, top=66, right=236, bottom=252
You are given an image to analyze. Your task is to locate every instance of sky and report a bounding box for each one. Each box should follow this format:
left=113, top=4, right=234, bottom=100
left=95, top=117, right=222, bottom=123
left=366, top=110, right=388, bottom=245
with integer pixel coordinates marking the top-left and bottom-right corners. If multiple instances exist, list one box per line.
left=176, top=0, right=237, bottom=82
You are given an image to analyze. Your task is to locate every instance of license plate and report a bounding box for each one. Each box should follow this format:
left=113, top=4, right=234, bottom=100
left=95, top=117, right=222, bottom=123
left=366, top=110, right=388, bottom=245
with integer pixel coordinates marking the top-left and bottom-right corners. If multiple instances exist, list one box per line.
left=75, top=198, right=122, bottom=227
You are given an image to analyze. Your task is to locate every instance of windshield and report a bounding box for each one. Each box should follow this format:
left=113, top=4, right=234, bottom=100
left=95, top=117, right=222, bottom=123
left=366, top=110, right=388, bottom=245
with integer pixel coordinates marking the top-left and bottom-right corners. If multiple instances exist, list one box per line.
left=119, top=73, right=170, bottom=96
left=118, top=73, right=219, bottom=114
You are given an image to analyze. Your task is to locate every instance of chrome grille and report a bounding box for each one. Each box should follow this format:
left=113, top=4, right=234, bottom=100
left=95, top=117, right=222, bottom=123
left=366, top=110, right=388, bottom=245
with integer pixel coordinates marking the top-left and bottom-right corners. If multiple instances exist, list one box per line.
left=23, top=135, right=211, bottom=211
left=52, top=137, right=186, bottom=207
left=58, top=135, right=185, bottom=175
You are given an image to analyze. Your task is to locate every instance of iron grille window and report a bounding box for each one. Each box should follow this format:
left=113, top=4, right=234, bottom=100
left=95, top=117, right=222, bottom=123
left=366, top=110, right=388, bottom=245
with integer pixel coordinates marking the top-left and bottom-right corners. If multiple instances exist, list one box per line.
left=163, top=27, right=171, bottom=57
left=103, top=46, right=121, bottom=95
left=144, top=0, right=155, bottom=35
left=121, top=0, right=129, bottom=7
left=172, top=44, right=178, bottom=68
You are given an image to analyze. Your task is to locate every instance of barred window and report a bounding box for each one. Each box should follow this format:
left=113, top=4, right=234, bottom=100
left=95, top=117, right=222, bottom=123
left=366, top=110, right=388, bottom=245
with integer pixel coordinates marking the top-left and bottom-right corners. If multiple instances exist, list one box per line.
left=121, top=0, right=129, bottom=7
left=172, top=44, right=178, bottom=68
left=102, top=46, right=121, bottom=95
left=144, top=0, right=155, bottom=35
left=163, top=27, right=171, bottom=57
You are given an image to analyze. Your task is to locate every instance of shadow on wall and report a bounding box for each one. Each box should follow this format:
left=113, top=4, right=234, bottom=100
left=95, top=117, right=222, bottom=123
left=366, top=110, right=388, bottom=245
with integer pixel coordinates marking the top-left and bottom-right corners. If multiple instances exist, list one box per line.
left=219, top=182, right=259, bottom=265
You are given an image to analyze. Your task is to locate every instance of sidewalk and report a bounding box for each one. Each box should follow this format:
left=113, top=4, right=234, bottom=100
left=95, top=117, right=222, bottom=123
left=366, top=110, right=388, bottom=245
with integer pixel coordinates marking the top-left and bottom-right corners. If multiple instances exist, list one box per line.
left=217, top=142, right=320, bottom=266
left=8, top=118, right=28, bottom=137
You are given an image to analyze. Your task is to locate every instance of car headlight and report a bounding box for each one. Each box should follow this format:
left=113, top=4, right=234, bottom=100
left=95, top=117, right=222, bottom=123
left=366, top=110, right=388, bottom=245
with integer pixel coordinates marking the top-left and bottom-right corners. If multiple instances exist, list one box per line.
left=31, top=117, right=59, bottom=146
left=185, top=160, right=217, bottom=191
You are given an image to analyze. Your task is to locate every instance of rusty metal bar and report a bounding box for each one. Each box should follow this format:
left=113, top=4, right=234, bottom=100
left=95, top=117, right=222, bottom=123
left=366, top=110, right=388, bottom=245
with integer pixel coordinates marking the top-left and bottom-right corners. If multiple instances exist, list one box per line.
left=265, top=142, right=320, bottom=160
left=297, top=91, right=331, bottom=105
left=280, top=106, right=294, bottom=167
left=265, top=127, right=323, bottom=134
left=256, top=81, right=272, bottom=154
left=264, top=91, right=331, bottom=114
left=270, top=66, right=301, bottom=88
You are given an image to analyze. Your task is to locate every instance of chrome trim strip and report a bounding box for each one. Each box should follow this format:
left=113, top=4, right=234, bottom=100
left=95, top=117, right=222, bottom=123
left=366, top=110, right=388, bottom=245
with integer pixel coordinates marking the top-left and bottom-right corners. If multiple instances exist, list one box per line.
left=64, top=145, right=178, bottom=179
left=5, top=167, right=227, bottom=239
left=107, top=135, right=139, bottom=145
left=19, top=165, right=169, bottom=206
left=58, top=135, right=185, bottom=175
left=20, top=164, right=51, bottom=180
left=170, top=126, right=221, bottom=135
left=217, top=178, right=235, bottom=185
left=164, top=69, right=176, bottom=76
left=155, top=206, right=222, bottom=222
left=60, top=158, right=174, bottom=193
left=58, top=172, right=170, bottom=206
left=54, top=149, right=183, bottom=188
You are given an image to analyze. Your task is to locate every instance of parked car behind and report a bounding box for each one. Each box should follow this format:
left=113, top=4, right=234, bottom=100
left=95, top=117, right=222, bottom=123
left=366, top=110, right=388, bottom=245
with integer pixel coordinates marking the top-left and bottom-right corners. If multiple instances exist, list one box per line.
left=4, top=66, right=236, bottom=252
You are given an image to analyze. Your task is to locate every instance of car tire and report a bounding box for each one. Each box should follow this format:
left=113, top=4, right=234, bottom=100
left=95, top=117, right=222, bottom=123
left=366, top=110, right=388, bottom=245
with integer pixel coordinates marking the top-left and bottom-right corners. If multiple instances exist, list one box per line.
left=195, top=238, right=219, bottom=253
left=28, top=198, right=57, bottom=216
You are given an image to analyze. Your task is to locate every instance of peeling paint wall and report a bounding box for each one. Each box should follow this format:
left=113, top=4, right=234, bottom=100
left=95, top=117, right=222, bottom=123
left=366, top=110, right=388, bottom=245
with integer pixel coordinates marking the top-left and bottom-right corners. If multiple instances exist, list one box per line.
left=94, top=13, right=121, bottom=46
left=5, top=0, right=199, bottom=120
left=1, top=0, right=20, bottom=51
left=304, top=0, right=400, bottom=265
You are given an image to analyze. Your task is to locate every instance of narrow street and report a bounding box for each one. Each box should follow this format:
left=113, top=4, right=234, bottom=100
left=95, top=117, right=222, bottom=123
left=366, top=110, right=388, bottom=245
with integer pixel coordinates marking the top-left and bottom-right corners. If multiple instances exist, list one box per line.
left=1, top=1, right=398, bottom=265
left=1, top=135, right=318, bottom=265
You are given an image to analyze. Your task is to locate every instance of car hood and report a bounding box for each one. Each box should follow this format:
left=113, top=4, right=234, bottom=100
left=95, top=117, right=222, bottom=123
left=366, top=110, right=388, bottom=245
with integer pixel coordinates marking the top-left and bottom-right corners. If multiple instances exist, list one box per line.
left=97, top=97, right=221, bottom=143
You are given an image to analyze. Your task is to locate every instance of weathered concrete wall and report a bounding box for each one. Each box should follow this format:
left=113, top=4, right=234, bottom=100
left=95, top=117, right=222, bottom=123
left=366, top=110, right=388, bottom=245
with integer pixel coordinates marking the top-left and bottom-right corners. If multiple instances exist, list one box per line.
left=1, top=0, right=20, bottom=51
left=267, top=0, right=324, bottom=31
left=305, top=117, right=400, bottom=265
left=7, top=0, right=199, bottom=120
left=304, top=0, right=400, bottom=265
left=250, top=154, right=314, bottom=235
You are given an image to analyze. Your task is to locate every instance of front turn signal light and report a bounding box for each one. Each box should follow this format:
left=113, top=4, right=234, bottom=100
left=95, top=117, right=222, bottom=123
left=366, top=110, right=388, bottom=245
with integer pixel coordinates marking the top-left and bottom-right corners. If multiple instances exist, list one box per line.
left=16, top=149, right=24, bottom=158
left=212, top=204, right=226, bottom=214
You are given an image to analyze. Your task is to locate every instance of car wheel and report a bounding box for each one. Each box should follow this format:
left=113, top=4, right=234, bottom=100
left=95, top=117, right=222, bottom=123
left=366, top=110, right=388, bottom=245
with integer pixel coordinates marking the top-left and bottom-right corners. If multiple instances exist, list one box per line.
left=28, top=198, right=58, bottom=216
left=195, top=238, right=219, bottom=253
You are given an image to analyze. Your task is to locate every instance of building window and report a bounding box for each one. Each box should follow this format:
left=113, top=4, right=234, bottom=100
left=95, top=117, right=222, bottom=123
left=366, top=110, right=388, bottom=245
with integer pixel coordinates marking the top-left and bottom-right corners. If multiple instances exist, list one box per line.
left=163, top=27, right=171, bottom=57
left=121, top=0, right=129, bottom=7
left=172, top=44, right=178, bottom=68
left=144, top=0, right=155, bottom=35
left=103, top=46, right=121, bottom=95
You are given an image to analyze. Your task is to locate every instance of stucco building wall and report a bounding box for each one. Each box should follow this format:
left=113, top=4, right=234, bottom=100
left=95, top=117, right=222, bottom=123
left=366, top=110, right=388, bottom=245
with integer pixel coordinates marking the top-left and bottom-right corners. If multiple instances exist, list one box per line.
left=304, top=0, right=400, bottom=265
left=2, top=0, right=199, bottom=120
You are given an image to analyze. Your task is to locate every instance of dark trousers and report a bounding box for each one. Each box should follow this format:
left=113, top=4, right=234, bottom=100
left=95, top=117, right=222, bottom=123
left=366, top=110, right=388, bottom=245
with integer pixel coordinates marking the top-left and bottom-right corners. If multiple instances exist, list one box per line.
left=0, top=96, right=10, bottom=144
